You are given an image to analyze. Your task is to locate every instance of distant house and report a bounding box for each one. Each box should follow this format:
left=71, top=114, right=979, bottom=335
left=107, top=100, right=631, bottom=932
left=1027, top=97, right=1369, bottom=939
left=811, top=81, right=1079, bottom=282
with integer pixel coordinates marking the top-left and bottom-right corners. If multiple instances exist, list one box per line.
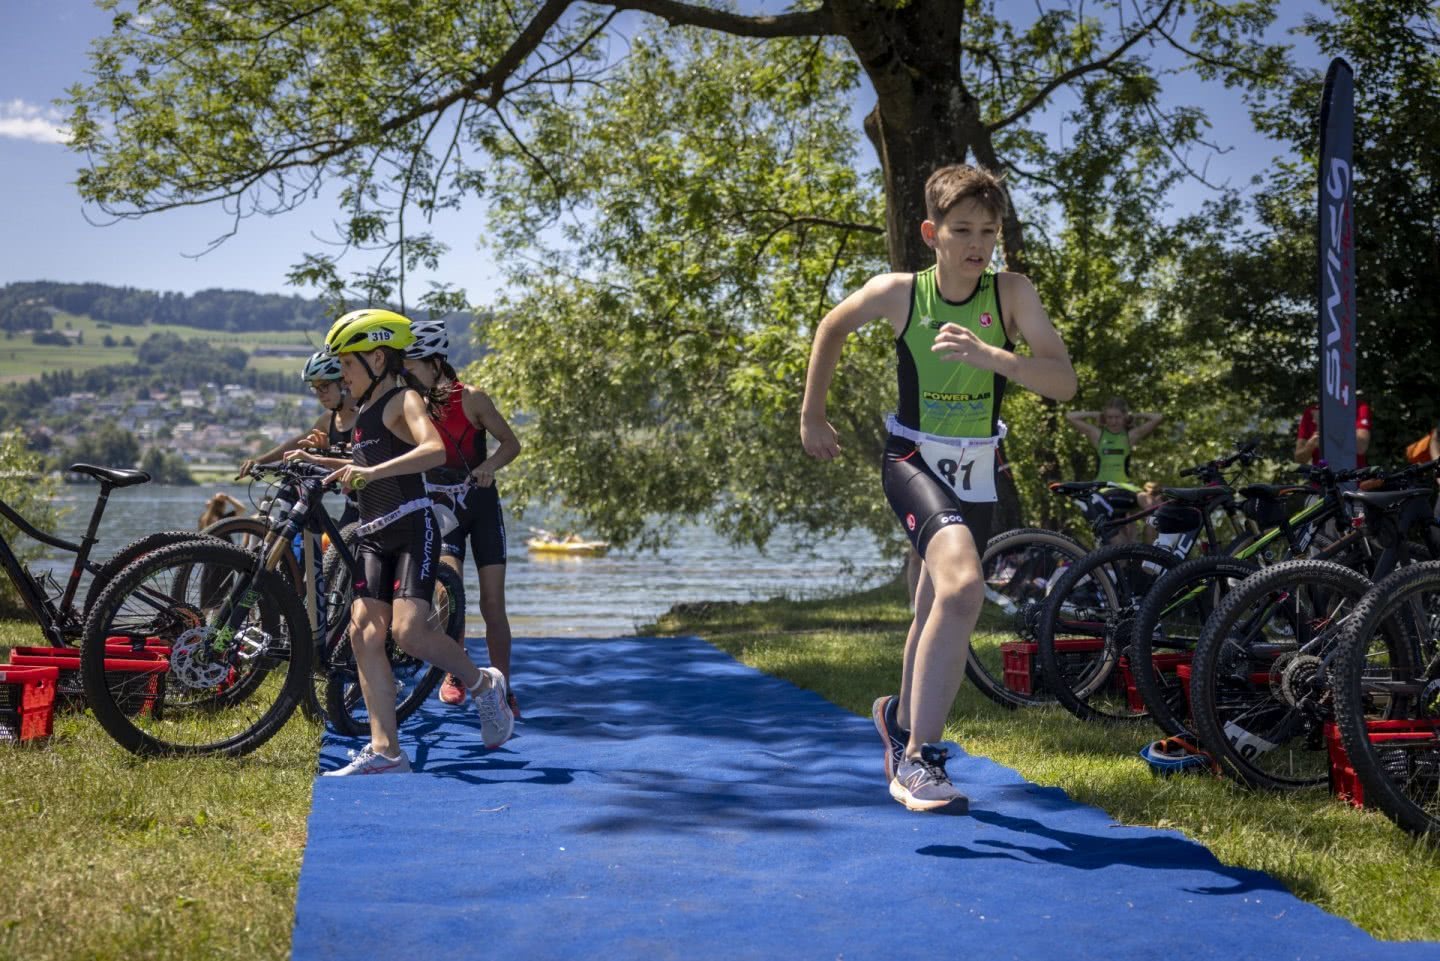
left=178, top=390, right=203, bottom=409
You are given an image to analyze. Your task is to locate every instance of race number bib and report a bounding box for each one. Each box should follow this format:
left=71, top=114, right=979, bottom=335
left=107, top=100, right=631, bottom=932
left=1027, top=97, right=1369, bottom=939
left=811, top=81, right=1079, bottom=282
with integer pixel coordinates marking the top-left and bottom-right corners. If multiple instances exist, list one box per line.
left=918, top=441, right=998, bottom=504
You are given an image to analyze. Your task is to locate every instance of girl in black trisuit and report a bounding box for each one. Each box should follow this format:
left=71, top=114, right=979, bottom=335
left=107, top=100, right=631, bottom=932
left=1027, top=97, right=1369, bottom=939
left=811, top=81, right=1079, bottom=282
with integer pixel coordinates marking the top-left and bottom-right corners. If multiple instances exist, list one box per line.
left=307, top=310, right=513, bottom=777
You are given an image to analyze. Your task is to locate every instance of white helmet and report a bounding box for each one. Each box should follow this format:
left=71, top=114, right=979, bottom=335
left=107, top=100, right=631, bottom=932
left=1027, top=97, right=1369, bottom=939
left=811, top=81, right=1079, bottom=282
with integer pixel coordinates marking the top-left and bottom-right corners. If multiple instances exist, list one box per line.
left=405, top=319, right=449, bottom=360
left=301, top=349, right=342, bottom=381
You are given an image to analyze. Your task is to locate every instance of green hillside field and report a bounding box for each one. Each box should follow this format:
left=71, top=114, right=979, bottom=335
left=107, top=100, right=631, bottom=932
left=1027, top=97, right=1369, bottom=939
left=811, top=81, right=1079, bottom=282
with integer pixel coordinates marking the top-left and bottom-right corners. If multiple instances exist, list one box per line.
left=0, top=311, right=319, bottom=382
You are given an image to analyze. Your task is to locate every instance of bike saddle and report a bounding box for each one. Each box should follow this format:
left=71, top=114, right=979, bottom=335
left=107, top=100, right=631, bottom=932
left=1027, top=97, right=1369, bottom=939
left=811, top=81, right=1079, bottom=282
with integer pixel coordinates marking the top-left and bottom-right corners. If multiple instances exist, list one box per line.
left=1238, top=484, right=1312, bottom=501
left=69, top=464, right=151, bottom=487
left=1049, top=481, right=1108, bottom=495
left=1342, top=487, right=1435, bottom=512
left=1158, top=486, right=1232, bottom=506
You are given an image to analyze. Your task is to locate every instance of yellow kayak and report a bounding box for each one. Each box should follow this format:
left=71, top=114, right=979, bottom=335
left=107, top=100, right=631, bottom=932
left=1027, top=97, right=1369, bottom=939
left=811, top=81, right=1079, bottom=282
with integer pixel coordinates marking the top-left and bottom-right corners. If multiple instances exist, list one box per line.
left=526, top=537, right=610, bottom=556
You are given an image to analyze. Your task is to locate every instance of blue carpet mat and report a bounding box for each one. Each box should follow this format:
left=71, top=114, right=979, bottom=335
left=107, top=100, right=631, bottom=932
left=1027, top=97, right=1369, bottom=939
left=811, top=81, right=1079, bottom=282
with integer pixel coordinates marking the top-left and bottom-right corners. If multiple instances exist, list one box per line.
left=292, top=635, right=1436, bottom=961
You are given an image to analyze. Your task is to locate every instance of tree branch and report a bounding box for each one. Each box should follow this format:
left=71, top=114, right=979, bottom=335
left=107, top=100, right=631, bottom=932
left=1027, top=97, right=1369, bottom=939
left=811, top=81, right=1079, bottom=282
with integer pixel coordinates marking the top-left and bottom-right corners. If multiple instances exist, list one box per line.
left=986, top=0, right=1178, bottom=132
left=591, top=0, right=837, bottom=37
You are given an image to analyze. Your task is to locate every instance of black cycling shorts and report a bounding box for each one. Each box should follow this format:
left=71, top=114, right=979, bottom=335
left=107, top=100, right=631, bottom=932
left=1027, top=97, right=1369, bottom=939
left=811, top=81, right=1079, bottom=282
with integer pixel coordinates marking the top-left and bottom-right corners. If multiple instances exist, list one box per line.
left=441, top=483, right=508, bottom=567
left=882, top=437, right=993, bottom=559
left=353, top=508, right=439, bottom=603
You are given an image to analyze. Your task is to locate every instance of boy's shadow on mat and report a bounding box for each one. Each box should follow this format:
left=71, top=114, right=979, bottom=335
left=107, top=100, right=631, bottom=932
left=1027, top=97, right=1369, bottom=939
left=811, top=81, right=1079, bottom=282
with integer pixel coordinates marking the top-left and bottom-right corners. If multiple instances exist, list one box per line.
left=917, top=808, right=1284, bottom=897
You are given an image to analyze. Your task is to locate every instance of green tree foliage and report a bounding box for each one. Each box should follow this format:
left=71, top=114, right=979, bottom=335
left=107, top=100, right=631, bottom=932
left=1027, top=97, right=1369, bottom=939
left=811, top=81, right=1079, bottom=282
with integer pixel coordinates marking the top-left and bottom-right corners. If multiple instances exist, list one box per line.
left=65, top=0, right=1287, bottom=545
left=1170, top=0, right=1440, bottom=462
left=68, top=423, right=140, bottom=471
left=0, top=431, right=58, bottom=616
left=140, top=447, right=195, bottom=485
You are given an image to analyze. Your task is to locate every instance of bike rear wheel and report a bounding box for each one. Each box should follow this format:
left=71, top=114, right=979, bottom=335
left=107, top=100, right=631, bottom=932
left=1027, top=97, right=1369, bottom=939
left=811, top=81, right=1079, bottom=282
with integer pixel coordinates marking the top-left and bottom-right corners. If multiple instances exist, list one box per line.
left=80, top=540, right=312, bottom=757
left=1332, top=562, right=1439, bottom=836
left=1189, top=559, right=1384, bottom=790
left=965, top=527, right=1089, bottom=709
left=1035, top=543, right=1181, bottom=722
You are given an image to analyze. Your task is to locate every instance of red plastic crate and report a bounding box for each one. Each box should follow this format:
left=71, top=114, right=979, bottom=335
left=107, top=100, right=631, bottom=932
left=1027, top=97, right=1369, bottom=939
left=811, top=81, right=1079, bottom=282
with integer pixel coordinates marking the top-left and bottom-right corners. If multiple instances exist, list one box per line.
left=1117, top=652, right=1193, bottom=714
left=1324, top=719, right=1440, bottom=809
left=0, top=664, right=59, bottom=744
left=6, top=647, right=169, bottom=716
left=1000, top=638, right=1105, bottom=696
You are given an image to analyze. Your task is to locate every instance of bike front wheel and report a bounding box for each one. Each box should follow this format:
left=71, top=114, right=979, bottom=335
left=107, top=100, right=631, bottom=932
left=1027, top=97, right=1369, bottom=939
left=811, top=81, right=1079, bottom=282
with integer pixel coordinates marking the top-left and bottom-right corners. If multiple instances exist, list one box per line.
left=81, top=540, right=312, bottom=757
left=1129, top=555, right=1260, bottom=739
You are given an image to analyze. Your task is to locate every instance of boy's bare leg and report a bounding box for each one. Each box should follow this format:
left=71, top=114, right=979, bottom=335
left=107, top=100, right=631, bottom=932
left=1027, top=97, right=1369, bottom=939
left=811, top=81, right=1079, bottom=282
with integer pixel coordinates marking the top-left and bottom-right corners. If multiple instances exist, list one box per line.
left=895, top=563, right=934, bottom=733
left=901, top=523, right=985, bottom=755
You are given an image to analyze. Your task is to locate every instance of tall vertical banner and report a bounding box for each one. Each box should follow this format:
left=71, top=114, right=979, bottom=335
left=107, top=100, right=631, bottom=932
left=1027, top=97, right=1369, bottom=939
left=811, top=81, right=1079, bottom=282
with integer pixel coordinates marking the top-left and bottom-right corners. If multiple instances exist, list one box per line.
left=1317, top=58, right=1356, bottom=470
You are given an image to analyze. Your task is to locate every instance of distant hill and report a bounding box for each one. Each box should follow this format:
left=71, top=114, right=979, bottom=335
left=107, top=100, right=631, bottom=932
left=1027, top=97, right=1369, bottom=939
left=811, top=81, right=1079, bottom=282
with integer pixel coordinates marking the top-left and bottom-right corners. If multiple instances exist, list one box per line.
left=0, top=281, right=487, bottom=353
left=0, top=280, right=488, bottom=377
left=0, top=281, right=329, bottom=333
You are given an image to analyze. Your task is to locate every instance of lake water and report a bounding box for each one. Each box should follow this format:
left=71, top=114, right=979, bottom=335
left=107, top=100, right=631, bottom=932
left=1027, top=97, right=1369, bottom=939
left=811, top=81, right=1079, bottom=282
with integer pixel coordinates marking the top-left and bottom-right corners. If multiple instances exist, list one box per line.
left=29, top=483, right=894, bottom=638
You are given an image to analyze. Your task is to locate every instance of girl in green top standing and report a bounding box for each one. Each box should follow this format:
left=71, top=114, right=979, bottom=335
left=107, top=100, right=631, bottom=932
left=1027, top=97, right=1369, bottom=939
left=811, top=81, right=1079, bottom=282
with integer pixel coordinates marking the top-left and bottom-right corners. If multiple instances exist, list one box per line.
left=1064, top=398, right=1163, bottom=542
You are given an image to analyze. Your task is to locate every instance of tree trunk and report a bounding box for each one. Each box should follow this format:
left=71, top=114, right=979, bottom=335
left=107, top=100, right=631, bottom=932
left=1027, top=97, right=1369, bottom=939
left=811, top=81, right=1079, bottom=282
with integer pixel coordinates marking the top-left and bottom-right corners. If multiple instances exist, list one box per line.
left=839, top=0, right=1029, bottom=530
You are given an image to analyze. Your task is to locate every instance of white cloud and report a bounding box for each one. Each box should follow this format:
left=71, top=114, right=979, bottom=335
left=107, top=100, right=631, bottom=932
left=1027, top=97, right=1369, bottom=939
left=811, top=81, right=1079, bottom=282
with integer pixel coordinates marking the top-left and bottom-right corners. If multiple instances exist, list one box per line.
left=0, top=98, right=71, bottom=145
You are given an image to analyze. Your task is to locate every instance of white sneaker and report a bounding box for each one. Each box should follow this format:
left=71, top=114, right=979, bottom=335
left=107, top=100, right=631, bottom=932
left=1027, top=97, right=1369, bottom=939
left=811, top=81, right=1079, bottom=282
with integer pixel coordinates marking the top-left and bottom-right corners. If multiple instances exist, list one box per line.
left=322, top=743, right=412, bottom=777
left=469, top=667, right=514, bottom=748
left=889, top=744, right=969, bottom=814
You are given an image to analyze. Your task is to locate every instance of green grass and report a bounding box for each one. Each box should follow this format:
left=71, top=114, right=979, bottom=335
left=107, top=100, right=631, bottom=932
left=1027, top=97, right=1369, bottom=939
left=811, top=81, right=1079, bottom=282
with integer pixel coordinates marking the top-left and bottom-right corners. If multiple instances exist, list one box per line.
left=0, top=312, right=315, bottom=382
left=4, top=574, right=1438, bottom=958
left=0, top=619, right=316, bottom=961
left=646, top=578, right=1440, bottom=942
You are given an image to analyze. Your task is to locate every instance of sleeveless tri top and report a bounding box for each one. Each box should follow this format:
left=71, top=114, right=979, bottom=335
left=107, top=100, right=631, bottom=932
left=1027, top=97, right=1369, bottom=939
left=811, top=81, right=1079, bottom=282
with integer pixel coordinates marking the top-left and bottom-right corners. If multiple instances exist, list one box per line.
left=432, top=381, right=487, bottom=471
left=327, top=409, right=353, bottom=448
left=350, top=386, right=427, bottom=526
left=895, top=267, right=1012, bottom=438
left=1094, top=428, right=1132, bottom=484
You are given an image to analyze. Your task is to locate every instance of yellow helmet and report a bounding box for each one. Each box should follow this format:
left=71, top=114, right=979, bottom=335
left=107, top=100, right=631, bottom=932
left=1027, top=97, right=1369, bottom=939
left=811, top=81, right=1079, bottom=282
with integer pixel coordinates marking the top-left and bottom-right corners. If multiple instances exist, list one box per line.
left=324, top=308, right=416, bottom=354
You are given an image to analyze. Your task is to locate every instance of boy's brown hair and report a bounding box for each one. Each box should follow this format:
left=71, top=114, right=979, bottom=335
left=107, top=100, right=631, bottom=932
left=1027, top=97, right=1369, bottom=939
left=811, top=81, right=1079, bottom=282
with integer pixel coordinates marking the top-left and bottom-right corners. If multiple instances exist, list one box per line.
left=924, top=164, right=1009, bottom=223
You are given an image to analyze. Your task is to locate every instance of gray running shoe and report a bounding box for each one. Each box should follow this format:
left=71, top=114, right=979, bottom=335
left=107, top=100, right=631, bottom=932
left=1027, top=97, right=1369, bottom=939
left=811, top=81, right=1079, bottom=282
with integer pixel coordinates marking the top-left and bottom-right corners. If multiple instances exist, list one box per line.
left=889, top=743, right=969, bottom=814
left=322, top=744, right=412, bottom=777
left=470, top=666, right=515, bottom=748
left=872, top=695, right=909, bottom=782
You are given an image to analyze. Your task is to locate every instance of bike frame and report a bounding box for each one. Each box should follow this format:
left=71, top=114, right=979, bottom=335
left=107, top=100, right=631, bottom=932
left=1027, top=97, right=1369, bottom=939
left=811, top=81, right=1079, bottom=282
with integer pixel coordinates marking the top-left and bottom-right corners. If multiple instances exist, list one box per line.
left=0, top=484, right=122, bottom=644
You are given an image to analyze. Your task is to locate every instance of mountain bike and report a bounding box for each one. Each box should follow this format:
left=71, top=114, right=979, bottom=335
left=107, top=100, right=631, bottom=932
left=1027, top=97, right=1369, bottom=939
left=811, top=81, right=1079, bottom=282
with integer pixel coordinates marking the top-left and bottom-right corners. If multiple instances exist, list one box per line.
left=80, top=460, right=463, bottom=755
left=1187, top=458, right=1440, bottom=789
left=966, top=446, right=1245, bottom=710
left=240, top=461, right=463, bottom=733
left=1031, top=440, right=1262, bottom=722
left=1128, top=463, right=1375, bottom=738
left=0, top=463, right=203, bottom=650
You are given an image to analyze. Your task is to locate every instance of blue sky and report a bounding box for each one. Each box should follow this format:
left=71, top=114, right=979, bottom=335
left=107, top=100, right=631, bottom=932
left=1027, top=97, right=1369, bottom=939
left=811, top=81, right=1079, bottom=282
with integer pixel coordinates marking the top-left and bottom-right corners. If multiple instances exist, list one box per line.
left=0, top=0, right=1325, bottom=300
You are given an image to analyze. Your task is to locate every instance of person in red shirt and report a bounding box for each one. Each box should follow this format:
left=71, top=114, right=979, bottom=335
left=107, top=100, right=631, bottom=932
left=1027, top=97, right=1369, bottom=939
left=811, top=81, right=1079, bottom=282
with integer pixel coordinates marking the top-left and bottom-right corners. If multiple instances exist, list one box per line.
left=1294, top=398, right=1371, bottom=467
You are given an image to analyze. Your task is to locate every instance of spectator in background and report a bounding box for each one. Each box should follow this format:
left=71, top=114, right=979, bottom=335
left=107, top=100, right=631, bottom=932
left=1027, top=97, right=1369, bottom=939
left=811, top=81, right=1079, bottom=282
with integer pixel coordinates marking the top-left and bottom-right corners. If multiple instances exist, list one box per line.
left=198, top=491, right=245, bottom=529
left=1294, top=396, right=1372, bottom=467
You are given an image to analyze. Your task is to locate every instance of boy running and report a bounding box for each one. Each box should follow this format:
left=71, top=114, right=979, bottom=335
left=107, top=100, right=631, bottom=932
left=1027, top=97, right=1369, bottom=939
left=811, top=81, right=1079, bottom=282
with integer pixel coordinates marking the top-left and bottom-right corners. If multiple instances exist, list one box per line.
left=801, top=165, right=1076, bottom=813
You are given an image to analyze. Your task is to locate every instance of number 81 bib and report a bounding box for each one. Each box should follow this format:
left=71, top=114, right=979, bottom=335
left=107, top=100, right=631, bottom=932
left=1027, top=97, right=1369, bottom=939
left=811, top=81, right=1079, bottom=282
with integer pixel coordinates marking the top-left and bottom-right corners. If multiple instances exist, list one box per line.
left=918, top=440, right=999, bottom=504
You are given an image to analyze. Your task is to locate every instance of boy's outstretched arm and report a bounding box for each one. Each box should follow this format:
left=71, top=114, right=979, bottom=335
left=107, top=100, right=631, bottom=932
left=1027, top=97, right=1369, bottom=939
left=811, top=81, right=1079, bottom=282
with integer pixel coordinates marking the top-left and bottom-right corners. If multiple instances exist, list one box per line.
left=801, top=274, right=910, bottom=460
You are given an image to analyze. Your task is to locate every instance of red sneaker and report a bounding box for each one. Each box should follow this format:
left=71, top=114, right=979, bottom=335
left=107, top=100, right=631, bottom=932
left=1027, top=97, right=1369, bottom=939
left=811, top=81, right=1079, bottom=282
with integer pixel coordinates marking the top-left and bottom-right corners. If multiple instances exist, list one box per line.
left=507, top=690, right=522, bottom=720
left=438, top=674, right=466, bottom=705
